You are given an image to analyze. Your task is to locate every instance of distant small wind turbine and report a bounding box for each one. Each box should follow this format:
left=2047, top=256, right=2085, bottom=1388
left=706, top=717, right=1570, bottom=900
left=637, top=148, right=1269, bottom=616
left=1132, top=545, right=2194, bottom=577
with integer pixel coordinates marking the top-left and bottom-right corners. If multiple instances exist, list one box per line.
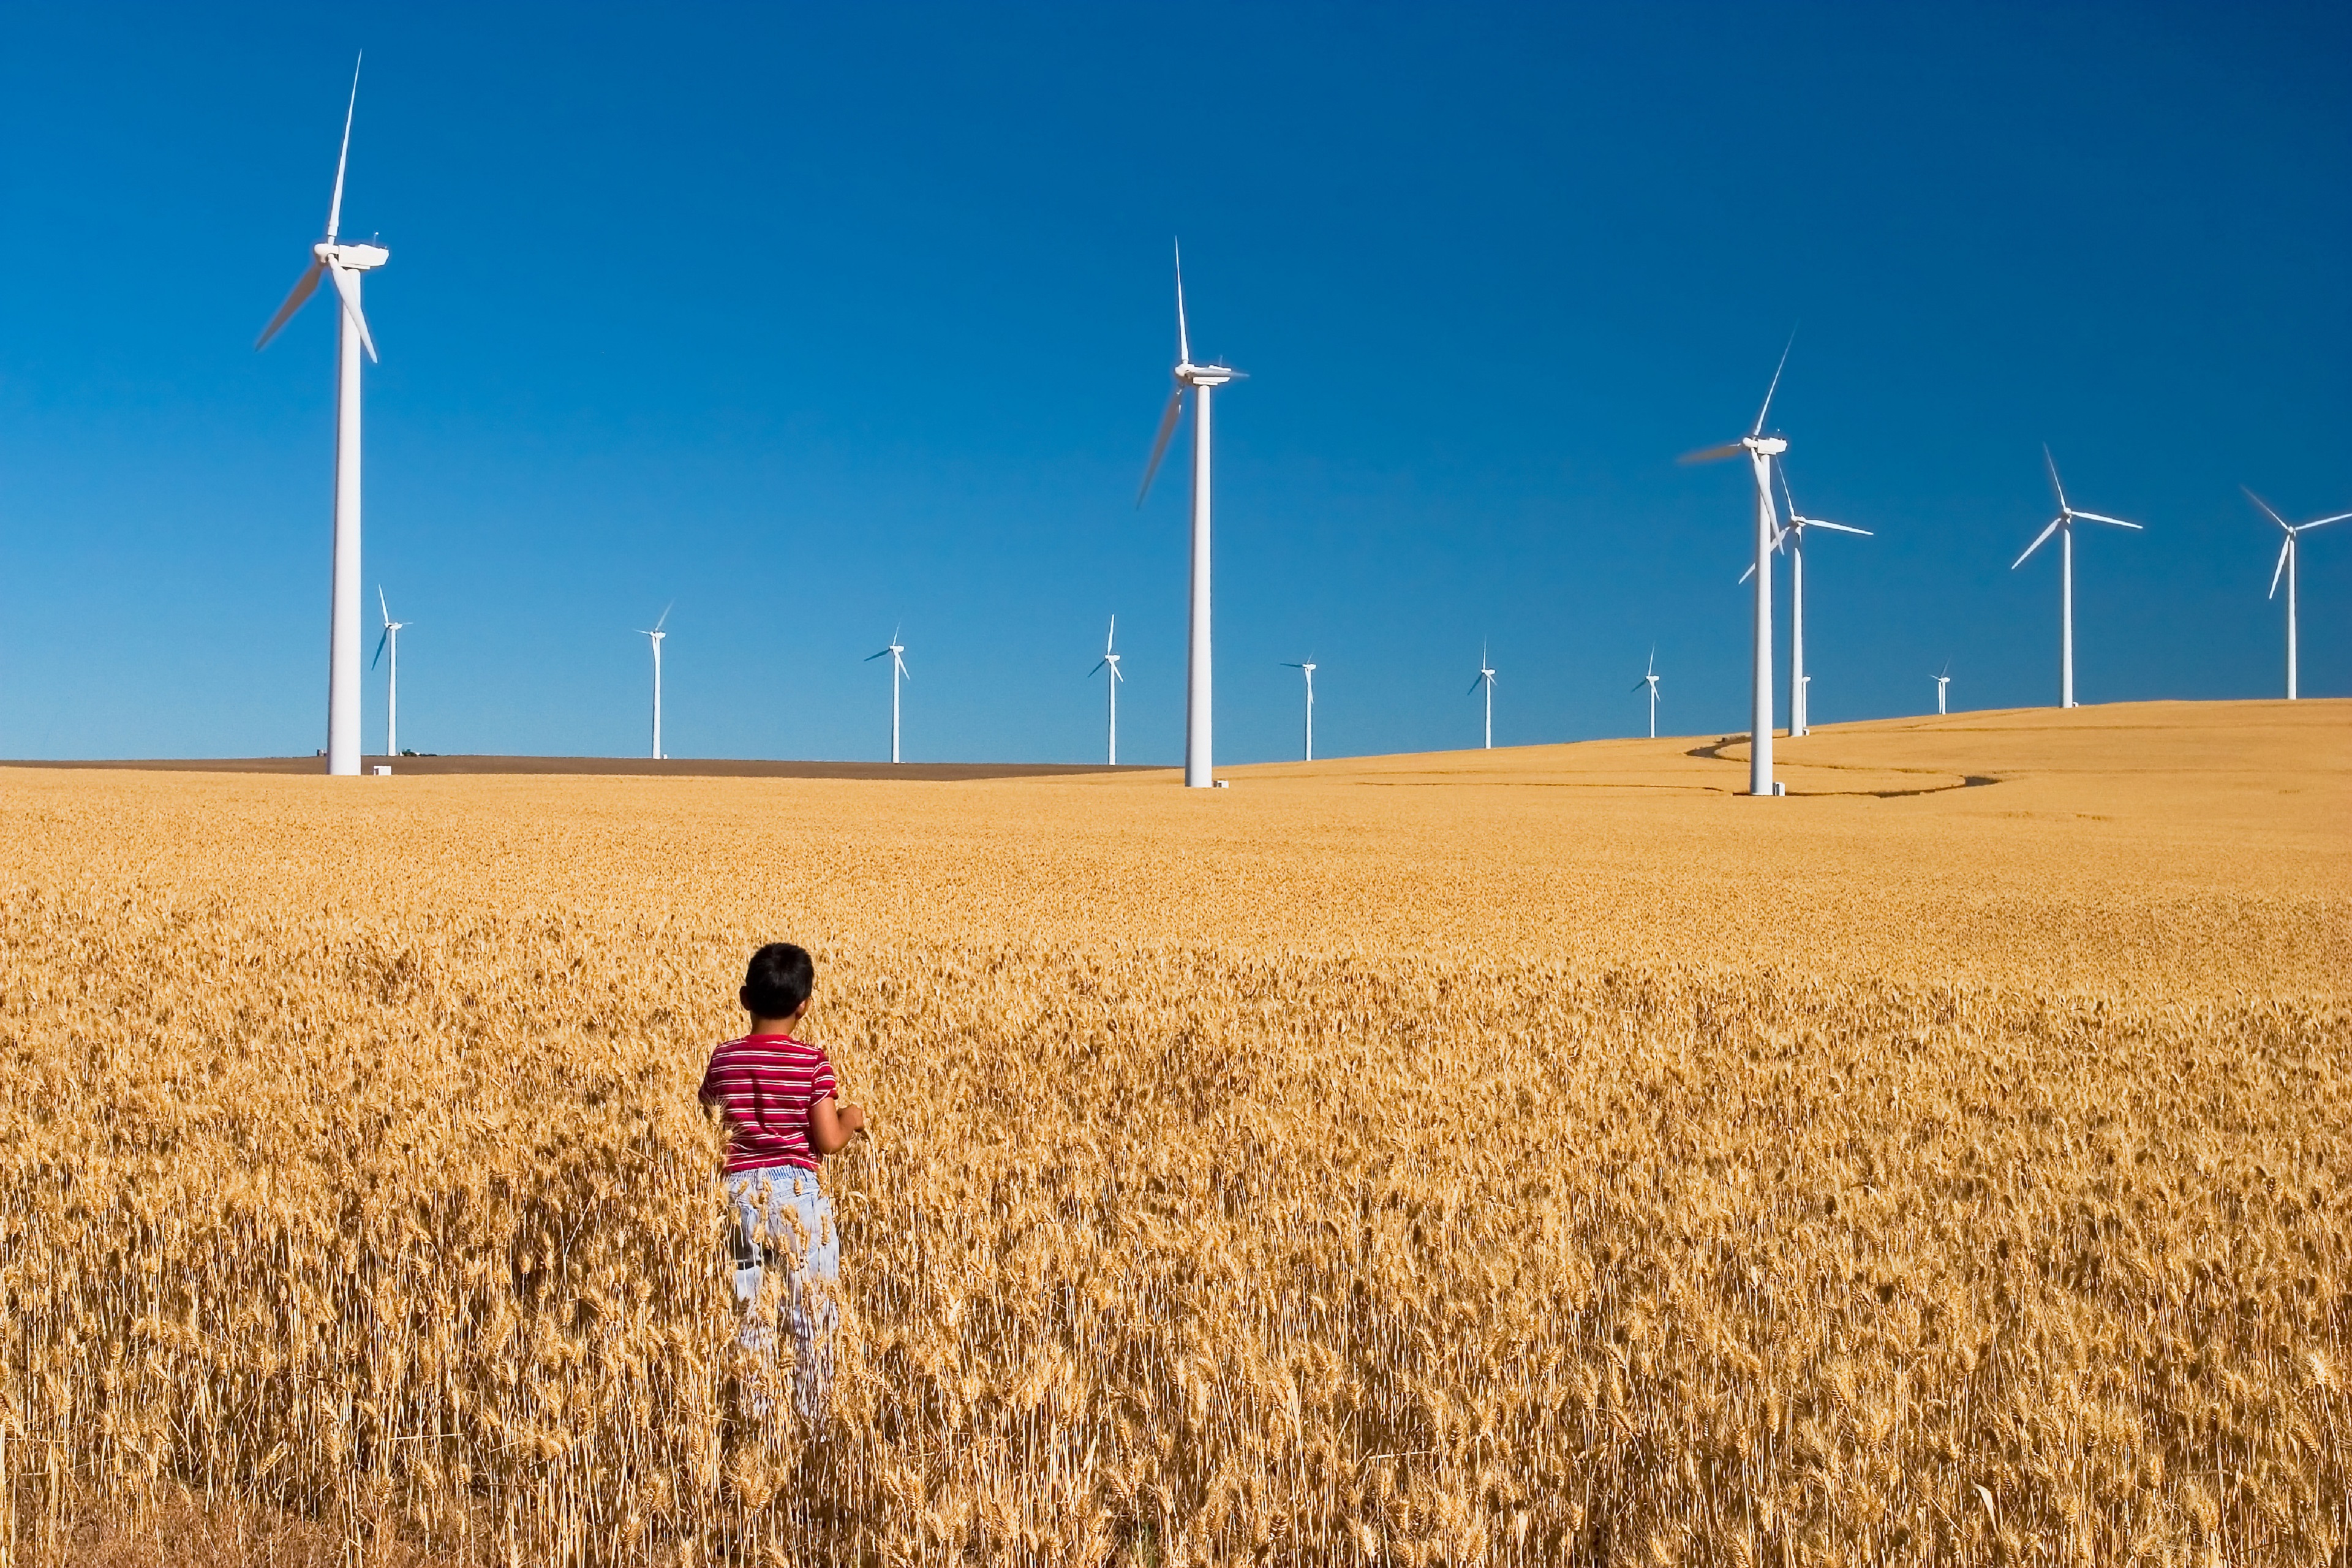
left=1281, top=658, right=1317, bottom=761
left=371, top=587, right=409, bottom=758
left=1932, top=660, right=1951, bottom=716
left=1632, top=650, right=1660, bottom=739
left=1090, top=616, right=1125, bottom=764
left=2012, top=447, right=2141, bottom=709
left=254, top=56, right=387, bottom=777
left=2244, top=488, right=2350, bottom=701
left=637, top=604, right=671, bottom=760
left=1681, top=333, right=1796, bottom=796
left=1136, top=241, right=1245, bottom=789
left=1468, top=644, right=1497, bottom=750
left=865, top=629, right=910, bottom=764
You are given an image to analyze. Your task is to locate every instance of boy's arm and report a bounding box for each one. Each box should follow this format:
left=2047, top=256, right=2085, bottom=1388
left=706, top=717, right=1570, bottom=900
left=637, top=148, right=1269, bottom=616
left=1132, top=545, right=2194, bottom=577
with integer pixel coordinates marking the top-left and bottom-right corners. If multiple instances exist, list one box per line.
left=809, top=1094, right=867, bottom=1155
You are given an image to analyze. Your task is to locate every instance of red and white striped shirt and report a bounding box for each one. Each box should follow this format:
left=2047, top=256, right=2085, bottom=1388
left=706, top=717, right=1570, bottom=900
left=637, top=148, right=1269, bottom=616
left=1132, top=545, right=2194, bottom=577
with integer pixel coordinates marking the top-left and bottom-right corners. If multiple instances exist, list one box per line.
left=698, top=1033, right=840, bottom=1175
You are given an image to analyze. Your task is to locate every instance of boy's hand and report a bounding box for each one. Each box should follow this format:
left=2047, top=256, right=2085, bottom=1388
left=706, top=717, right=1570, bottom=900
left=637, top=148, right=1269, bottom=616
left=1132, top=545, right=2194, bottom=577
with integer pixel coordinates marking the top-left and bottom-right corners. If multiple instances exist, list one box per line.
left=810, top=1095, right=869, bottom=1155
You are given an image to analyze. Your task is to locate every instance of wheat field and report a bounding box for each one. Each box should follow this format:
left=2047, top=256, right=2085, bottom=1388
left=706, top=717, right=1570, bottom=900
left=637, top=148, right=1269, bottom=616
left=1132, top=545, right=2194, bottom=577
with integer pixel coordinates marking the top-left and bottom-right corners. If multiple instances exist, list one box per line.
left=2, top=699, right=2345, bottom=1566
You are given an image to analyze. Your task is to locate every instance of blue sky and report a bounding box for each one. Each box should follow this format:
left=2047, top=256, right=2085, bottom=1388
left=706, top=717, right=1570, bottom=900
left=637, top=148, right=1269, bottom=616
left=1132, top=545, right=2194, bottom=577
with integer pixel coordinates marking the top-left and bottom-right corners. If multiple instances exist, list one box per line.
left=1, top=2, right=2346, bottom=763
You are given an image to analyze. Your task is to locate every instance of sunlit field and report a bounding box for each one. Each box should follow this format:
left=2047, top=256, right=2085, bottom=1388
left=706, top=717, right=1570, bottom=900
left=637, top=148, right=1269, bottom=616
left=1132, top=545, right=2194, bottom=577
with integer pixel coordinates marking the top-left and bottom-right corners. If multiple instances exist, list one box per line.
left=3, top=699, right=2345, bottom=1565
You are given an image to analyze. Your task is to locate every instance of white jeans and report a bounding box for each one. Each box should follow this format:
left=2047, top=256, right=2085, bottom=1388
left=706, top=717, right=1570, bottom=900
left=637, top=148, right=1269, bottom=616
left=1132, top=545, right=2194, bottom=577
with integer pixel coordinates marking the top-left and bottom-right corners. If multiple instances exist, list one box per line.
left=724, top=1164, right=839, bottom=1422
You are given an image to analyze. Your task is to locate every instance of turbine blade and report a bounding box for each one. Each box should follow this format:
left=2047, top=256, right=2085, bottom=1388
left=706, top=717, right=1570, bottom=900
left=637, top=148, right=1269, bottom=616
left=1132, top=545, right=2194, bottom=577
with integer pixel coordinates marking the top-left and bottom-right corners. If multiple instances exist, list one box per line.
left=2070, top=510, right=2141, bottom=530
left=1136, top=386, right=1185, bottom=507
left=865, top=649, right=891, bottom=661
left=1804, top=519, right=1873, bottom=537
left=1751, top=326, right=1796, bottom=437
left=1174, top=239, right=1190, bottom=365
left=2013, top=516, right=2064, bottom=570
left=1089, top=658, right=1109, bottom=676
left=2241, top=486, right=2291, bottom=531
left=1678, top=442, right=1746, bottom=466
left=325, top=263, right=378, bottom=363
left=371, top=626, right=390, bottom=669
left=378, top=585, right=390, bottom=625
left=326, top=54, right=361, bottom=242
left=1106, top=614, right=1117, bottom=654
left=254, top=260, right=325, bottom=350
left=2297, top=511, right=2352, bottom=531
left=2043, top=445, right=2069, bottom=513
left=655, top=601, right=673, bottom=633
left=2269, top=536, right=2290, bottom=598
left=1738, top=562, right=1757, bottom=585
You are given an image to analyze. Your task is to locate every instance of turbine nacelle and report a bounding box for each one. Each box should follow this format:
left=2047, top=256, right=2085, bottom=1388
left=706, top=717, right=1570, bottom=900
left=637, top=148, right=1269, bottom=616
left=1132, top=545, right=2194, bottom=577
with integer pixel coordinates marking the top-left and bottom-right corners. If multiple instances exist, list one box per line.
left=1679, top=432, right=1786, bottom=466
left=319, top=241, right=390, bottom=271
left=1176, top=362, right=1239, bottom=388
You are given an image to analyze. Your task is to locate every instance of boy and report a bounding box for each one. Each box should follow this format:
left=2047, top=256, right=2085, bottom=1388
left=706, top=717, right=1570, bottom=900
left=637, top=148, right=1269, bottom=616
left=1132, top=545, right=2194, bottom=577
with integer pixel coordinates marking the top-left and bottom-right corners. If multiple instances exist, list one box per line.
left=698, top=943, right=868, bottom=1422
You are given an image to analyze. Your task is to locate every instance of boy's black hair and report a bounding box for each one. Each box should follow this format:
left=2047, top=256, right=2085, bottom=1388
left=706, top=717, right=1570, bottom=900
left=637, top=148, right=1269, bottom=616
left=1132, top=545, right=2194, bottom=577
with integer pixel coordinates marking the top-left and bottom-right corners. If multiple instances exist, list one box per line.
left=742, top=943, right=815, bottom=1020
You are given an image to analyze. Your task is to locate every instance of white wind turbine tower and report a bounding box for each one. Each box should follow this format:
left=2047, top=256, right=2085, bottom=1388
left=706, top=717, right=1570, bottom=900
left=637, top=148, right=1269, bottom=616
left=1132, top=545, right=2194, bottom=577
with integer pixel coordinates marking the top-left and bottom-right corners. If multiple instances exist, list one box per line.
left=1090, top=616, right=1125, bottom=764
left=1281, top=658, right=1317, bottom=761
left=255, top=56, right=388, bottom=777
left=1468, top=644, right=1497, bottom=750
left=1932, top=660, right=1951, bottom=716
left=865, top=630, right=910, bottom=764
left=1136, top=242, right=1244, bottom=789
left=1632, top=649, right=1660, bottom=739
left=637, top=604, right=671, bottom=760
left=371, top=587, right=409, bottom=758
left=1681, top=337, right=1795, bottom=797
left=2244, top=488, right=2351, bottom=700
left=2012, top=447, right=2142, bottom=709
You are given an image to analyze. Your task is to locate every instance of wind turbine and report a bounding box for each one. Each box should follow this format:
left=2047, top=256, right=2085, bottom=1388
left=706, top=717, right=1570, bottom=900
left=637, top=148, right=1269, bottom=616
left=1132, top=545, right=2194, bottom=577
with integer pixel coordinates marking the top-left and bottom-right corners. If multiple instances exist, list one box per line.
left=865, top=630, right=910, bottom=764
left=371, top=587, right=409, bottom=758
left=1932, top=660, right=1951, bottom=716
left=1281, top=658, right=1317, bottom=761
left=1775, top=469, right=1870, bottom=736
left=2011, top=447, right=2142, bottom=709
left=2244, top=488, right=2351, bottom=700
left=1090, top=616, right=1125, bottom=764
left=1681, top=336, right=1795, bottom=796
left=1136, top=241, right=1244, bottom=789
left=1468, top=644, right=1497, bottom=750
left=637, top=605, right=671, bottom=760
left=1632, top=649, right=1660, bottom=739
left=255, top=56, right=388, bottom=777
